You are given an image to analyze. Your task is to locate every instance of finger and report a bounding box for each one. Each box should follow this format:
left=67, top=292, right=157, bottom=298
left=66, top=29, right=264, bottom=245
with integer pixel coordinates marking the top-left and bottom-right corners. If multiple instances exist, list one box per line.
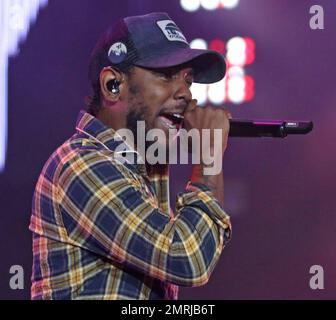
left=223, top=109, right=233, bottom=120
left=184, top=99, right=198, bottom=113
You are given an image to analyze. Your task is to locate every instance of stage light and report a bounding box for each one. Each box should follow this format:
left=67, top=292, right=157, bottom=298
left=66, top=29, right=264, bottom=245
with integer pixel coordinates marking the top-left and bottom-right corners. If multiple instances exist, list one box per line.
left=208, top=79, right=226, bottom=105
left=227, top=66, right=245, bottom=77
left=9, top=3, right=25, bottom=31
left=190, top=38, right=208, bottom=50
left=226, top=37, right=247, bottom=66
left=227, top=76, right=245, bottom=104
left=221, top=0, right=240, bottom=10
left=189, top=37, right=255, bottom=106
left=200, top=0, right=220, bottom=11
left=209, top=39, right=226, bottom=55
left=244, top=37, right=256, bottom=65
left=181, top=0, right=239, bottom=11
left=180, top=0, right=201, bottom=12
left=191, top=83, right=208, bottom=105
left=244, top=75, right=255, bottom=101
left=0, top=0, right=48, bottom=172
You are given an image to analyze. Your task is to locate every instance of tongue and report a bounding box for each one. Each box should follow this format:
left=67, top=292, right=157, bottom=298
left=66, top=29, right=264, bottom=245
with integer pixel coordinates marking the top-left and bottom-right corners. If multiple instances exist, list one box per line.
left=159, top=115, right=174, bottom=126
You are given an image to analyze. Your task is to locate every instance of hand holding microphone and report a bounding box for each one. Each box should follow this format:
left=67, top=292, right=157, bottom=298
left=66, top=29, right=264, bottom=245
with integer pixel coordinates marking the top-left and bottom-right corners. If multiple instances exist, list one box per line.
left=182, top=100, right=313, bottom=139
left=183, top=99, right=232, bottom=158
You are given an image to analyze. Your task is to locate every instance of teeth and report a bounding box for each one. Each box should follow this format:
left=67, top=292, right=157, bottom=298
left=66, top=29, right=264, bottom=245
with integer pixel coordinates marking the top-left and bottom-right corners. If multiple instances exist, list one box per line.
left=158, top=113, right=184, bottom=131
left=159, top=116, right=177, bottom=129
left=172, top=113, right=184, bottom=119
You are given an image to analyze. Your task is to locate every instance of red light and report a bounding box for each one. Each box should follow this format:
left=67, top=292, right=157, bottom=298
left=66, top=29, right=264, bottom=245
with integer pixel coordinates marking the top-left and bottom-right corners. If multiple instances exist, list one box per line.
left=224, top=78, right=229, bottom=102
left=210, top=39, right=226, bottom=55
left=244, top=75, right=255, bottom=101
left=244, top=37, right=256, bottom=51
left=218, top=1, right=225, bottom=9
left=244, top=37, right=256, bottom=65
left=192, top=37, right=256, bottom=105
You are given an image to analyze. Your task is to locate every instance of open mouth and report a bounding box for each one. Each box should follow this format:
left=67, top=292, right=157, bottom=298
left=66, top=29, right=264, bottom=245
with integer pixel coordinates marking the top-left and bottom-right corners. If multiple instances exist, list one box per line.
left=158, top=112, right=184, bottom=130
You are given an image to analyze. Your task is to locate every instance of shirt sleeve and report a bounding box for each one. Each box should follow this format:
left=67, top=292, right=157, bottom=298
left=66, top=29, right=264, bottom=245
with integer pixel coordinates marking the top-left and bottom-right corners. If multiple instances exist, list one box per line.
left=57, top=149, right=232, bottom=287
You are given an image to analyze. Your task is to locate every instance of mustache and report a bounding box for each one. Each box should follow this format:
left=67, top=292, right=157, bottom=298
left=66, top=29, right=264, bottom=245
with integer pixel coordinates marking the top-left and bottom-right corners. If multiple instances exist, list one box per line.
left=157, top=102, right=188, bottom=116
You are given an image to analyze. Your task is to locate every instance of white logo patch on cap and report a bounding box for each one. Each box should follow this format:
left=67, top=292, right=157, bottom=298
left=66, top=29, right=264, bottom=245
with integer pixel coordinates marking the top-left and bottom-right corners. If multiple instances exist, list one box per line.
left=108, top=42, right=128, bottom=64
left=157, top=20, right=188, bottom=44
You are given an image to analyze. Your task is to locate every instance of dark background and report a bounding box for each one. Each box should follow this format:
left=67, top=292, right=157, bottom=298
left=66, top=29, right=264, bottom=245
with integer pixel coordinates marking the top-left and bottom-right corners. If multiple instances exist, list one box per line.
left=1, top=0, right=335, bottom=299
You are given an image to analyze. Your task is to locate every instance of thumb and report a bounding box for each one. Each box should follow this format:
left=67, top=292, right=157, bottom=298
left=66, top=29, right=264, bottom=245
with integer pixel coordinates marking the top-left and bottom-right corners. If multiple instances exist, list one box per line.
left=184, top=99, right=198, bottom=113
left=224, top=109, right=233, bottom=120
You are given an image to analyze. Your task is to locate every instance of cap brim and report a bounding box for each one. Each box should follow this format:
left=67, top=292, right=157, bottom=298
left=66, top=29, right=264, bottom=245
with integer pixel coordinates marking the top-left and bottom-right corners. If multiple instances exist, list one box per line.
left=134, top=48, right=227, bottom=84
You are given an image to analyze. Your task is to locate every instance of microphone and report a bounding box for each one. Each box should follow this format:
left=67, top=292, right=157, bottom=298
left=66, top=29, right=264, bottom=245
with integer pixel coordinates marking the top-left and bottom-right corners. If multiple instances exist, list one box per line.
left=229, top=119, right=314, bottom=138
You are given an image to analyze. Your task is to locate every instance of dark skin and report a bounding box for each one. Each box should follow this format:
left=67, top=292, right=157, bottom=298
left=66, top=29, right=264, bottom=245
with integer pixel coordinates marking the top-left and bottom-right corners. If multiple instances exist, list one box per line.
left=96, top=65, right=232, bottom=207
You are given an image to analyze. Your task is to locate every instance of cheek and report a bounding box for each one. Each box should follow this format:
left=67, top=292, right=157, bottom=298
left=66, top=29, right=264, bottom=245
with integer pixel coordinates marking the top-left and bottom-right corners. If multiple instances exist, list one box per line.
left=146, top=86, right=172, bottom=113
left=128, top=76, right=173, bottom=126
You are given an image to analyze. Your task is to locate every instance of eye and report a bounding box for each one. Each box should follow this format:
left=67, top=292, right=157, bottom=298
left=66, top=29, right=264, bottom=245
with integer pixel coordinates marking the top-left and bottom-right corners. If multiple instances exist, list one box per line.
left=185, top=76, right=194, bottom=87
left=186, top=79, right=193, bottom=86
left=152, top=69, right=194, bottom=86
left=156, top=71, right=173, bottom=81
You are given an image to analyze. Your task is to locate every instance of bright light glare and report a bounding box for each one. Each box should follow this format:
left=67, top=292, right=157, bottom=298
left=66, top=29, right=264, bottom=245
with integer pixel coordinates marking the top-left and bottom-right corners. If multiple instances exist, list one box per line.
left=226, top=37, right=247, bottom=66
left=221, top=0, right=240, bottom=9
left=189, top=37, right=256, bottom=105
left=228, top=77, right=245, bottom=104
left=180, top=0, right=201, bottom=12
left=191, top=83, right=207, bottom=106
left=200, top=0, right=220, bottom=11
left=208, top=79, right=226, bottom=105
left=181, top=0, right=239, bottom=11
left=227, top=66, right=245, bottom=77
left=0, top=0, right=48, bottom=172
left=190, top=38, right=208, bottom=50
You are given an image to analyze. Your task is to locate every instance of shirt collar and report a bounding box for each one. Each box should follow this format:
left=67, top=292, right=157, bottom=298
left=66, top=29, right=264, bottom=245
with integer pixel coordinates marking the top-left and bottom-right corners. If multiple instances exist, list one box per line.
left=75, top=110, right=150, bottom=176
left=75, top=110, right=130, bottom=152
left=75, top=110, right=172, bottom=216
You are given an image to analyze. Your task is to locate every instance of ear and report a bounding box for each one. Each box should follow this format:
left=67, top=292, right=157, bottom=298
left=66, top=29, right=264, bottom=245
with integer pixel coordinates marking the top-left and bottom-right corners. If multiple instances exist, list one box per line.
left=99, top=67, right=124, bottom=102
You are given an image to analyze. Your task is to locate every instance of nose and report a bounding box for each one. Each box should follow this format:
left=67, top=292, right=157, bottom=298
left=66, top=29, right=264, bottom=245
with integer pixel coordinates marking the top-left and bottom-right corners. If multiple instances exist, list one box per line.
left=173, top=71, right=192, bottom=103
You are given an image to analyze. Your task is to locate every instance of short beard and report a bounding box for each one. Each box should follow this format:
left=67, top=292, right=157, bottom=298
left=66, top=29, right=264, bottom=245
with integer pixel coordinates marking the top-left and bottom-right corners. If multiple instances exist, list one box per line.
left=126, top=83, right=153, bottom=151
left=125, top=82, right=169, bottom=167
left=126, top=106, right=147, bottom=141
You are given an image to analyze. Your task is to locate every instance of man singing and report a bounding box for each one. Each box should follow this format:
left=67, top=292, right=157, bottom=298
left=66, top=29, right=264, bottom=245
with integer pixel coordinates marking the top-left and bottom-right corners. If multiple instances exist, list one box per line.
left=29, top=12, right=232, bottom=300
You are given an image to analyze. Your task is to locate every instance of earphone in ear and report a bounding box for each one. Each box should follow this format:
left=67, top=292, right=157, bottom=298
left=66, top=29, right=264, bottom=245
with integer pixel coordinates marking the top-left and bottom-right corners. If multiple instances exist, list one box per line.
left=107, top=79, right=120, bottom=95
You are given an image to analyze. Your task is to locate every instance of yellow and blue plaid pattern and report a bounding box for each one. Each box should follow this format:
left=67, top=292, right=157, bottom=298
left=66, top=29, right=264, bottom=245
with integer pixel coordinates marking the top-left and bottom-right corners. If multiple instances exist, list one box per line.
left=29, top=111, right=232, bottom=300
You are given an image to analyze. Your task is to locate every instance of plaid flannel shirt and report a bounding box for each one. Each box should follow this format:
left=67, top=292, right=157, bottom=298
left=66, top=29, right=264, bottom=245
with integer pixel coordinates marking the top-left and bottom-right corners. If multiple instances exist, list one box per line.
left=29, top=110, right=232, bottom=300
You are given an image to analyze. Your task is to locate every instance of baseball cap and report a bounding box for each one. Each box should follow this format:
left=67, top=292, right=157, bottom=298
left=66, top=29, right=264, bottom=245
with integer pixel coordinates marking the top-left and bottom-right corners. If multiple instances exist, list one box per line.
left=88, top=12, right=227, bottom=87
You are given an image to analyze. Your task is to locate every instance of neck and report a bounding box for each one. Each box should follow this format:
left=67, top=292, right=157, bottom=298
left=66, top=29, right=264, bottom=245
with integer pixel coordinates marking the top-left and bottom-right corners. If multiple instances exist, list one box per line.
left=96, top=105, right=128, bottom=132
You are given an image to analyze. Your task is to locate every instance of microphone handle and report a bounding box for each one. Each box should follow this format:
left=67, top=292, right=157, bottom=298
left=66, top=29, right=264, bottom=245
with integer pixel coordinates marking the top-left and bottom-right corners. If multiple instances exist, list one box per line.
left=229, top=119, right=314, bottom=138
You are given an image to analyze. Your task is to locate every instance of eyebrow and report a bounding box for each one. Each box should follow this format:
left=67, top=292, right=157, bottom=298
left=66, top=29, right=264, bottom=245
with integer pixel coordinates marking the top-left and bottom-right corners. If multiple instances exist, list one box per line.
left=149, top=66, right=194, bottom=79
